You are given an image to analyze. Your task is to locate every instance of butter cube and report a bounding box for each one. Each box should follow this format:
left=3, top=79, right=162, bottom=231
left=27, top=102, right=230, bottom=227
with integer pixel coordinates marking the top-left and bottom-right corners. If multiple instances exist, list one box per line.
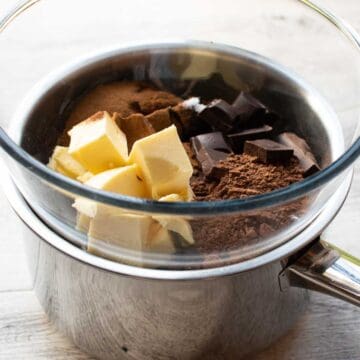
left=77, top=171, right=94, bottom=183
left=73, top=164, right=148, bottom=217
left=128, top=125, right=193, bottom=199
left=155, top=192, right=194, bottom=244
left=159, top=194, right=184, bottom=202
left=146, top=221, right=175, bottom=252
left=155, top=216, right=194, bottom=245
left=158, top=186, right=194, bottom=202
left=85, top=164, right=147, bottom=196
left=76, top=212, right=91, bottom=232
left=88, top=212, right=153, bottom=255
left=48, top=146, right=86, bottom=179
left=68, top=111, right=128, bottom=174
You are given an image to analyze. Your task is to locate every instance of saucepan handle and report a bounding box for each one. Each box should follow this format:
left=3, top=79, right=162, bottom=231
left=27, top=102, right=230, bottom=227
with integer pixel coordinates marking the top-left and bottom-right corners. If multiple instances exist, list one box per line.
left=280, top=239, right=360, bottom=307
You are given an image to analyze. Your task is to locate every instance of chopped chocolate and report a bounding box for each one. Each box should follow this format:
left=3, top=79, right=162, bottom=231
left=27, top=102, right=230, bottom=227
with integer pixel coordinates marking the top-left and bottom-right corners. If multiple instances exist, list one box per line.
left=244, top=139, right=293, bottom=164
left=278, top=132, right=320, bottom=177
left=171, top=104, right=194, bottom=130
left=198, top=99, right=238, bottom=132
left=232, top=92, right=278, bottom=128
left=188, top=73, right=238, bottom=102
left=115, top=113, right=155, bottom=151
left=169, top=104, right=198, bottom=139
left=191, top=132, right=232, bottom=178
left=145, top=108, right=172, bottom=132
left=232, top=92, right=267, bottom=127
left=196, top=148, right=229, bottom=179
left=227, top=125, right=273, bottom=153
left=171, top=100, right=215, bottom=139
left=191, top=132, right=232, bottom=154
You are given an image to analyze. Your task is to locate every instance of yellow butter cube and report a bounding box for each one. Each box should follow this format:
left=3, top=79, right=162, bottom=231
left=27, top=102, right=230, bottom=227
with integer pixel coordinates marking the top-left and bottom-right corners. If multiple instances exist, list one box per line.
left=146, top=221, right=175, bottom=252
left=76, top=212, right=91, bottom=233
left=158, top=186, right=194, bottom=202
left=88, top=212, right=153, bottom=255
left=77, top=171, right=94, bottom=183
left=68, top=111, right=128, bottom=174
left=155, top=216, right=194, bottom=245
left=48, top=146, right=86, bottom=179
left=128, top=125, right=193, bottom=199
left=155, top=192, right=194, bottom=244
left=73, top=164, right=148, bottom=217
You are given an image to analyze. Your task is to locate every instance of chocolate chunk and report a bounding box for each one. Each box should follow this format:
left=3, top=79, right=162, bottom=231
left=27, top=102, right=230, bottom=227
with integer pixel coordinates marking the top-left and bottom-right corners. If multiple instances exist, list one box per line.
left=191, top=132, right=233, bottom=154
left=198, top=99, right=238, bottom=132
left=145, top=108, right=172, bottom=131
left=189, top=73, right=238, bottom=102
left=190, top=132, right=232, bottom=178
left=232, top=92, right=278, bottom=128
left=278, top=132, right=320, bottom=177
left=227, top=125, right=273, bottom=153
left=197, top=148, right=229, bottom=179
left=115, top=113, right=155, bottom=151
left=244, top=139, right=293, bottom=164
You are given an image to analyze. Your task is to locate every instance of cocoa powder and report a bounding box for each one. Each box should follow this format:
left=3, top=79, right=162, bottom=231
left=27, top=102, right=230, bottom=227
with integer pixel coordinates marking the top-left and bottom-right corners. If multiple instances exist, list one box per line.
left=59, top=82, right=181, bottom=145
left=188, top=150, right=307, bottom=254
left=191, top=154, right=303, bottom=201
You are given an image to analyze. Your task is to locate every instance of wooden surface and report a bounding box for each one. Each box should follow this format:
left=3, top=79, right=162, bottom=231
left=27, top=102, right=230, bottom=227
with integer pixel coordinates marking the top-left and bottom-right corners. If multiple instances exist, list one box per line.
left=0, top=0, right=359, bottom=359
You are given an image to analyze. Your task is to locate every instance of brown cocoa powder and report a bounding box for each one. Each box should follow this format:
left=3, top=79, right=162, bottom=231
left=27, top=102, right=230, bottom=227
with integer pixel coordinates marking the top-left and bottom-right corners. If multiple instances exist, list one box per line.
left=59, top=82, right=181, bottom=145
left=191, top=154, right=303, bottom=201
left=188, top=149, right=307, bottom=254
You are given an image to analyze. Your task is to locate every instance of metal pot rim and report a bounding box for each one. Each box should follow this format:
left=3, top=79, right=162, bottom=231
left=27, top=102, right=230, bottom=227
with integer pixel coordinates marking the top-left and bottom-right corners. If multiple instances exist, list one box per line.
left=2, top=166, right=352, bottom=280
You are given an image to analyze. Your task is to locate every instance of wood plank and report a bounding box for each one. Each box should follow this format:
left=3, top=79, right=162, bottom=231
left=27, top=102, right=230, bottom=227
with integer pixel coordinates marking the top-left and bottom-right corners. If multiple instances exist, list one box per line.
left=0, top=190, right=32, bottom=292
left=255, top=293, right=360, bottom=360
left=0, top=290, right=92, bottom=360
left=0, top=290, right=358, bottom=360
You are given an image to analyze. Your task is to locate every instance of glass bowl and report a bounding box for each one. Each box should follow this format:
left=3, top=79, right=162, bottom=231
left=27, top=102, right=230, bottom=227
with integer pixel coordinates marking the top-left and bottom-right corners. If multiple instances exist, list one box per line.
left=0, top=0, right=359, bottom=269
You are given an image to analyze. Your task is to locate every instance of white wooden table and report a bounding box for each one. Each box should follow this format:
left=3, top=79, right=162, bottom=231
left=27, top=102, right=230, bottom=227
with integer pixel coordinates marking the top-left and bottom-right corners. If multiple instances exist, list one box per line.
left=0, top=0, right=359, bottom=359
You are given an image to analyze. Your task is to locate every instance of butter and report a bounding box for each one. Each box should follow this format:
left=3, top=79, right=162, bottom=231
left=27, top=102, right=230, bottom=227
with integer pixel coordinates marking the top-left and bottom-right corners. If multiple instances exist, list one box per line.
left=77, top=171, right=94, bottom=183
left=73, top=164, right=148, bottom=217
left=48, top=146, right=86, bottom=179
left=128, top=125, right=193, bottom=199
left=147, top=221, right=175, bottom=252
left=159, top=193, right=184, bottom=202
left=88, top=212, right=153, bottom=255
left=76, top=212, right=91, bottom=232
left=155, top=192, right=194, bottom=245
left=155, top=216, right=194, bottom=245
left=159, top=186, right=194, bottom=202
left=68, top=111, right=128, bottom=174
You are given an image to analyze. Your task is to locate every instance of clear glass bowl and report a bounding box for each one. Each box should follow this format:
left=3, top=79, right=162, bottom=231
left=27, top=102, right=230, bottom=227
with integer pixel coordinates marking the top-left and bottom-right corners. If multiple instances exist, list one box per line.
left=0, top=0, right=359, bottom=269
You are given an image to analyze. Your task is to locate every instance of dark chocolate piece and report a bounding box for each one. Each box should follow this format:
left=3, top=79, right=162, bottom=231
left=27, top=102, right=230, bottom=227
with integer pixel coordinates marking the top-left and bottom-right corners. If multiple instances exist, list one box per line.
left=227, top=125, right=273, bottom=153
left=145, top=108, right=172, bottom=131
left=232, top=92, right=278, bottom=128
left=244, top=139, right=293, bottom=164
left=114, top=113, right=155, bottom=151
left=278, top=132, right=320, bottom=177
left=190, top=132, right=232, bottom=178
left=191, top=132, right=233, bottom=154
left=189, top=73, right=238, bottom=102
left=198, top=99, right=238, bottom=132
